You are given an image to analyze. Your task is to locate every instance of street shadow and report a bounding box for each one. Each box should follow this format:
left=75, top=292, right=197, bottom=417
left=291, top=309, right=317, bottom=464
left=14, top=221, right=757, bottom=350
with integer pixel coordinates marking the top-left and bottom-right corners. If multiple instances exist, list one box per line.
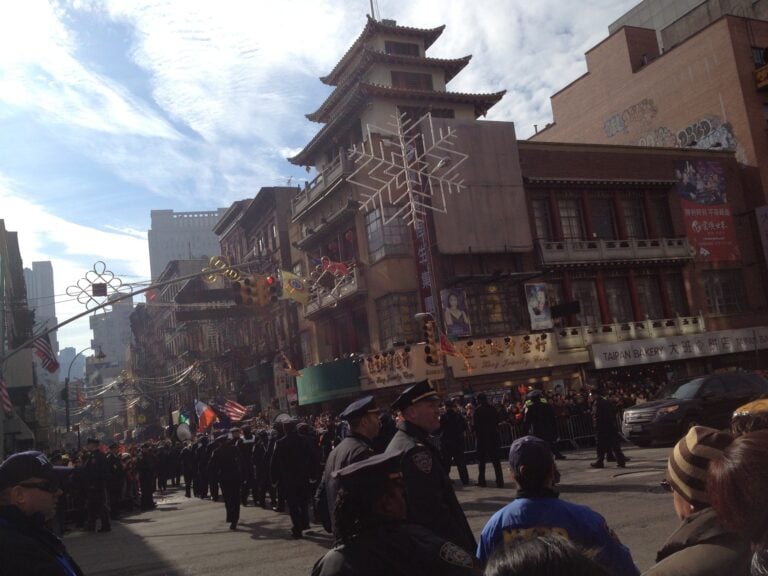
left=560, top=483, right=662, bottom=495
left=118, top=517, right=154, bottom=524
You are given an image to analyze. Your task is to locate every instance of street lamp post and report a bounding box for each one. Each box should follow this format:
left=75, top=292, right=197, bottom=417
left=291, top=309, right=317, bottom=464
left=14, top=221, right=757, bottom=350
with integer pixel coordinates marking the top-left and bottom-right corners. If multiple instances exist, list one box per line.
left=64, top=346, right=105, bottom=433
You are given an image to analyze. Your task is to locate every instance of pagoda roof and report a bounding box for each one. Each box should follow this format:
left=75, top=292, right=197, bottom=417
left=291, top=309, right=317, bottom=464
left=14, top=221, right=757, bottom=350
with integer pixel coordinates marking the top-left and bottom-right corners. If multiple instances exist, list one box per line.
left=288, top=83, right=505, bottom=166
left=321, top=16, right=446, bottom=86
left=307, top=49, right=473, bottom=123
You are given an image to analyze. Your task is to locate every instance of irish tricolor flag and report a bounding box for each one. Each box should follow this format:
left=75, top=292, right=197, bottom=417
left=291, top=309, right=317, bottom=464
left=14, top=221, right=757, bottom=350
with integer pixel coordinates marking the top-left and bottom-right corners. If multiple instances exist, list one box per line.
left=195, top=400, right=218, bottom=431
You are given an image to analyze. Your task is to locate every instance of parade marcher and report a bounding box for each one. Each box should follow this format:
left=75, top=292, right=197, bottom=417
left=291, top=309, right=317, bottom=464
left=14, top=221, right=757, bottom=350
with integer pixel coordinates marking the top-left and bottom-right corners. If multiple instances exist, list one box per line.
left=439, top=399, right=470, bottom=486
left=311, top=451, right=479, bottom=576
left=477, top=435, right=639, bottom=575
left=0, top=451, right=84, bottom=576
left=315, top=396, right=379, bottom=533
left=523, top=389, right=566, bottom=460
left=589, top=387, right=627, bottom=469
left=253, top=430, right=270, bottom=509
left=194, top=436, right=210, bottom=499
left=267, top=425, right=285, bottom=512
left=83, top=438, right=111, bottom=532
left=155, top=441, right=170, bottom=493
left=473, top=393, right=504, bottom=488
left=386, top=380, right=477, bottom=554
left=210, top=429, right=243, bottom=530
left=205, top=438, right=220, bottom=501
left=136, top=443, right=157, bottom=511
left=105, top=442, right=125, bottom=519
left=180, top=441, right=195, bottom=498
left=644, top=426, right=750, bottom=576
left=237, top=426, right=257, bottom=506
left=271, top=419, right=315, bottom=538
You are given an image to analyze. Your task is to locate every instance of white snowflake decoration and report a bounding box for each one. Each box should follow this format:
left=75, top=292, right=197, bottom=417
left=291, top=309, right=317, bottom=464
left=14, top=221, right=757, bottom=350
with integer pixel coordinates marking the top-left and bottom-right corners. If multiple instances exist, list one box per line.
left=347, top=112, right=468, bottom=227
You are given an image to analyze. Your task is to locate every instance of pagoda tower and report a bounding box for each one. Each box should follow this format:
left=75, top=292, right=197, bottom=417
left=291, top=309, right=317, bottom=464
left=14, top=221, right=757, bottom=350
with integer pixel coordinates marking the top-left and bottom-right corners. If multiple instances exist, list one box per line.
left=288, top=17, right=506, bottom=367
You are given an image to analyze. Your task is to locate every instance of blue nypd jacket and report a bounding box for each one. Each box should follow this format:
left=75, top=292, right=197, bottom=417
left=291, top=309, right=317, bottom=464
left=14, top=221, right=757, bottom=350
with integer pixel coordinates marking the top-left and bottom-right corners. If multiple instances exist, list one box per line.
left=476, top=489, right=639, bottom=575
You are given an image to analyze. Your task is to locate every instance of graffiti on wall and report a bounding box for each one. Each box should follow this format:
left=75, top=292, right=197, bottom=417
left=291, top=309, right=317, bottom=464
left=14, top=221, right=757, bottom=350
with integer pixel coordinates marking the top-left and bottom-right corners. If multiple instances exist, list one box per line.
left=634, top=114, right=746, bottom=162
left=603, top=98, right=658, bottom=137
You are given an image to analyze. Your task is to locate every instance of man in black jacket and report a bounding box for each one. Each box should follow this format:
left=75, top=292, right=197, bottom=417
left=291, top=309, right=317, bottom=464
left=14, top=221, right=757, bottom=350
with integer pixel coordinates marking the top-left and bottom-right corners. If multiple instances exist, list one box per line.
left=315, top=395, right=379, bottom=533
left=83, top=438, right=111, bottom=532
left=105, top=442, right=125, bottom=518
left=589, top=388, right=627, bottom=469
left=473, top=393, right=504, bottom=488
left=270, top=420, right=314, bottom=538
left=439, top=399, right=470, bottom=486
left=386, top=380, right=477, bottom=554
left=523, top=390, right=566, bottom=460
left=0, top=451, right=84, bottom=575
left=210, top=430, right=242, bottom=530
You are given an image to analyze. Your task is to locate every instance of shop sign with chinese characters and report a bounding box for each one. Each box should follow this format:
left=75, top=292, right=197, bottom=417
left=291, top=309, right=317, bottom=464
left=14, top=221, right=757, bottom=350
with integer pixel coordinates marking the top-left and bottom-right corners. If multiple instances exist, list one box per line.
left=360, top=333, right=588, bottom=390
left=591, top=327, right=768, bottom=369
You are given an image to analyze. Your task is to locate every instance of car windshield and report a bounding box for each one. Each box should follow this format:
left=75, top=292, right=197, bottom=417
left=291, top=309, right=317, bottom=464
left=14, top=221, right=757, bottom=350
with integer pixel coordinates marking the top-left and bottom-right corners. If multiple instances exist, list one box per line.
left=657, top=378, right=705, bottom=400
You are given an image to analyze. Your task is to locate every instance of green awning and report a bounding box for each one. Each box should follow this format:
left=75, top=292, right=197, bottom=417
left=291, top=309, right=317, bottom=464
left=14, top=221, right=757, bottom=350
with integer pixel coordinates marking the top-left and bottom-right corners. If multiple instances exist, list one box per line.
left=297, top=358, right=361, bottom=405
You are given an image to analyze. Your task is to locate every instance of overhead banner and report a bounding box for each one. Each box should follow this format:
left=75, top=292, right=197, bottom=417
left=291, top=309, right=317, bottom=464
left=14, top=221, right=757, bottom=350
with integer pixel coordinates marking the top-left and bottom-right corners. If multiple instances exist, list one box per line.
left=296, top=358, right=361, bottom=405
left=525, top=283, right=553, bottom=330
left=676, top=160, right=740, bottom=262
left=591, top=327, right=768, bottom=369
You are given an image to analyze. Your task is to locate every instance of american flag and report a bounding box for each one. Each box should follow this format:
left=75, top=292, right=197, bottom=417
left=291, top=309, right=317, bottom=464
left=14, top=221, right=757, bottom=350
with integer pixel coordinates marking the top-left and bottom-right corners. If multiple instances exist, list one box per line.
left=33, top=333, right=60, bottom=373
left=0, top=377, right=13, bottom=418
left=223, top=399, right=248, bottom=422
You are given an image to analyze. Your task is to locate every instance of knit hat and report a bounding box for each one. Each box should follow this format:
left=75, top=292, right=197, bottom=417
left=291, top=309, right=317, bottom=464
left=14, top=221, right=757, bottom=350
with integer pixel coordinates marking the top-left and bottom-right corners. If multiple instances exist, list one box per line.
left=667, top=426, right=733, bottom=508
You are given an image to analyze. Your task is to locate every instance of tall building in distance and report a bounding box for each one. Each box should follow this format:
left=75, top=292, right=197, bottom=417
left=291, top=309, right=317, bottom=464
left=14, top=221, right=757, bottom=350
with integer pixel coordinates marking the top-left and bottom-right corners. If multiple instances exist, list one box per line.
left=23, top=261, right=59, bottom=384
left=148, top=209, right=228, bottom=280
left=58, top=346, right=85, bottom=383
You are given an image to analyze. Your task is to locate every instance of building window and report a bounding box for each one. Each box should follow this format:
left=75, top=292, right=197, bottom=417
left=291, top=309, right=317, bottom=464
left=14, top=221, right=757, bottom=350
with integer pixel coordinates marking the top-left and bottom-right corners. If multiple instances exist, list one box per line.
left=622, top=196, right=647, bottom=239
left=385, top=41, right=420, bottom=57
left=571, top=279, right=600, bottom=326
left=636, top=275, right=664, bottom=319
left=703, top=270, right=746, bottom=315
left=557, top=198, right=584, bottom=240
left=464, top=284, right=524, bottom=336
left=391, top=71, right=433, bottom=91
left=663, top=273, right=689, bottom=316
left=531, top=198, right=552, bottom=240
left=605, top=277, right=633, bottom=322
left=376, top=293, right=418, bottom=349
left=651, top=193, right=674, bottom=237
left=365, top=206, right=411, bottom=262
left=752, top=46, right=767, bottom=68
left=589, top=196, right=617, bottom=240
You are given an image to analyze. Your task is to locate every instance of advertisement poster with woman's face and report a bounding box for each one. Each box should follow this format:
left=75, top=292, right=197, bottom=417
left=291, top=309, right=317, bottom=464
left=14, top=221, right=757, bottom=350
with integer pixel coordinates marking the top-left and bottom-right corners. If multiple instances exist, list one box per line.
left=441, top=288, right=471, bottom=338
left=525, top=283, right=553, bottom=330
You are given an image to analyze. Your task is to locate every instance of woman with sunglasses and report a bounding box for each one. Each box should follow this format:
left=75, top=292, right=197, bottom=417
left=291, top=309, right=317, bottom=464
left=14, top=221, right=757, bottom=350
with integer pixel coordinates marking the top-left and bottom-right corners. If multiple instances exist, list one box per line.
left=643, top=426, right=751, bottom=576
left=0, top=450, right=85, bottom=575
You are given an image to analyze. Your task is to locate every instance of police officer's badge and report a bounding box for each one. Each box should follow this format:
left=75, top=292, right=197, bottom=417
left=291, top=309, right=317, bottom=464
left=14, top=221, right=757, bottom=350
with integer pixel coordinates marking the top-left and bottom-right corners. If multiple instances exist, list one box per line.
left=411, top=450, right=432, bottom=474
left=439, top=542, right=474, bottom=567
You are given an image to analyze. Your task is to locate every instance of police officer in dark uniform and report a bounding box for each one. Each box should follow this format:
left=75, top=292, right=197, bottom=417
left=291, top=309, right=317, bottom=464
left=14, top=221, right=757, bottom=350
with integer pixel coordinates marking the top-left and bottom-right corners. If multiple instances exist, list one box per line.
left=439, top=399, right=470, bottom=486
left=210, top=429, right=242, bottom=530
left=386, top=380, right=477, bottom=554
left=589, top=388, right=627, bottom=468
left=473, top=393, right=504, bottom=488
left=523, top=389, right=566, bottom=460
left=311, top=451, right=479, bottom=576
left=105, top=442, right=125, bottom=518
left=83, top=437, right=111, bottom=532
left=237, top=426, right=256, bottom=506
left=136, top=442, right=157, bottom=511
left=315, top=396, right=380, bottom=533
left=180, top=441, right=195, bottom=498
left=270, top=419, right=314, bottom=538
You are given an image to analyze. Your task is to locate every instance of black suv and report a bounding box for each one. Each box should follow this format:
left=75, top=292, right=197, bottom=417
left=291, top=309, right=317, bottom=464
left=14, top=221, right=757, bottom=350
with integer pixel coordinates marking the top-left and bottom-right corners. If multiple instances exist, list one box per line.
left=622, top=371, right=768, bottom=446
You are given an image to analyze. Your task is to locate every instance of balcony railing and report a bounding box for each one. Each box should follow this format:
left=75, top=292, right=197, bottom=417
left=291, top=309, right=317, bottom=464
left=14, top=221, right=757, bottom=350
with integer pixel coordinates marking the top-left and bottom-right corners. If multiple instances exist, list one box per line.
left=556, top=313, right=705, bottom=350
left=756, top=63, right=768, bottom=92
left=291, top=152, right=350, bottom=218
left=305, top=267, right=366, bottom=316
left=538, top=237, right=692, bottom=266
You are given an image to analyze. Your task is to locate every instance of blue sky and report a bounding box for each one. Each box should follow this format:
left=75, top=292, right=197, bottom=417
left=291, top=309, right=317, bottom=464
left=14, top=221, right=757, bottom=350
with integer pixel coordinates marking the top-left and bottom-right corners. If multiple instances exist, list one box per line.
left=0, top=0, right=638, bottom=352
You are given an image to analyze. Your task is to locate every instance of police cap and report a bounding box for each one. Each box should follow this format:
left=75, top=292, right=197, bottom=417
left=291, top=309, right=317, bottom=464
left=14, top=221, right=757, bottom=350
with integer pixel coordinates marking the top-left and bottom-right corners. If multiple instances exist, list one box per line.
left=332, top=450, right=404, bottom=490
left=391, top=380, right=439, bottom=412
left=339, top=395, right=378, bottom=421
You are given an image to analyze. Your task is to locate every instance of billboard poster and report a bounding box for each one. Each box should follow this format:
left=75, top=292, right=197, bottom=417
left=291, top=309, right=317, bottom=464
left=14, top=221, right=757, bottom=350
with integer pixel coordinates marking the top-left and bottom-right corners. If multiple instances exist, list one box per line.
left=525, top=283, right=553, bottom=330
left=676, top=160, right=740, bottom=262
left=441, top=288, right=471, bottom=338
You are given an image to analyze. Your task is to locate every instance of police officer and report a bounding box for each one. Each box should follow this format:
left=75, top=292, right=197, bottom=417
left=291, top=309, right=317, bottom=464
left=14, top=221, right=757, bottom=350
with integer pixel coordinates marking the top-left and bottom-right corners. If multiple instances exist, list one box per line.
left=237, top=426, right=256, bottom=506
left=105, top=442, right=125, bottom=518
left=523, top=389, right=566, bottom=460
left=439, top=399, right=470, bottom=486
left=270, top=419, right=314, bottom=538
left=311, top=451, right=479, bottom=576
left=315, top=395, right=380, bottom=533
left=386, top=380, right=477, bottom=554
left=83, top=438, right=111, bottom=532
left=589, top=388, right=627, bottom=469
left=180, top=441, right=195, bottom=498
left=210, top=429, right=242, bottom=530
left=473, top=393, right=504, bottom=488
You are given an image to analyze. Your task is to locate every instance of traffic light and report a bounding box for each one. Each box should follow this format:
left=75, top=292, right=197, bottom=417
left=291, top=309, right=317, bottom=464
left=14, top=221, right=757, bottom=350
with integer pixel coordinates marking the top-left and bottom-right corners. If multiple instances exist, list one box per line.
left=233, top=275, right=257, bottom=306
left=423, top=319, right=439, bottom=365
left=266, top=275, right=281, bottom=303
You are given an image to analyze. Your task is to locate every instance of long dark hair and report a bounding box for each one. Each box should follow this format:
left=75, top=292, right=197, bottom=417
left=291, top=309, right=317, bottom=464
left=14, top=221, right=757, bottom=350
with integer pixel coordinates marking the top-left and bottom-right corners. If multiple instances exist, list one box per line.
left=484, top=536, right=610, bottom=576
left=708, top=429, right=768, bottom=548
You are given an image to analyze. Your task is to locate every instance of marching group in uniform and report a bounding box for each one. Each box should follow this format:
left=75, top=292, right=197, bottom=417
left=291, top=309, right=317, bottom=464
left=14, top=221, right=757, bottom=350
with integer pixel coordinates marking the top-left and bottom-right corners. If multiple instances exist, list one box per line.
left=2, top=381, right=768, bottom=575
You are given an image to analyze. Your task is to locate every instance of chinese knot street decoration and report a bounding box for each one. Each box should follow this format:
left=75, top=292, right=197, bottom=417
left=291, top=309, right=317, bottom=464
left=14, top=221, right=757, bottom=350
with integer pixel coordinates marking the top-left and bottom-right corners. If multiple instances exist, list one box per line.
left=65, top=261, right=132, bottom=313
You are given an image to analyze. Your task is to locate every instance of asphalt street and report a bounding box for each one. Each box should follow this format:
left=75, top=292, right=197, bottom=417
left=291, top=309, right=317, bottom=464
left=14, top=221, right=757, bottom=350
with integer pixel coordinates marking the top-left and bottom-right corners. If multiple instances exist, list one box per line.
left=65, top=445, right=679, bottom=575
